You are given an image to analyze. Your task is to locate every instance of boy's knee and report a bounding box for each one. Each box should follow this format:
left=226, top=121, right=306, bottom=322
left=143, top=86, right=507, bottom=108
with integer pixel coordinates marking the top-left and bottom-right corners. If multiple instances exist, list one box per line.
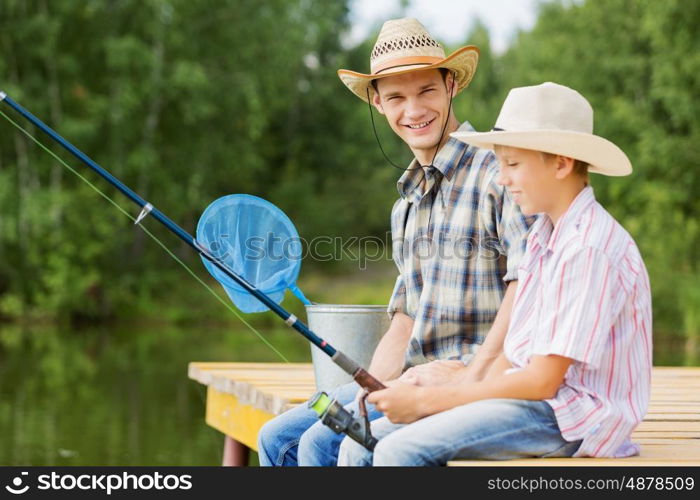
left=337, top=436, right=371, bottom=466
left=297, top=422, right=330, bottom=459
left=298, top=421, right=345, bottom=466
left=372, top=433, right=429, bottom=466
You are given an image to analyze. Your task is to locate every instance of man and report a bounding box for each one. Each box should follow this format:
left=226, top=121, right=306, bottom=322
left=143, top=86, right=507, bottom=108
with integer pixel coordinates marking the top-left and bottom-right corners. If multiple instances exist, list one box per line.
left=257, top=17, right=533, bottom=466
left=338, top=82, right=652, bottom=466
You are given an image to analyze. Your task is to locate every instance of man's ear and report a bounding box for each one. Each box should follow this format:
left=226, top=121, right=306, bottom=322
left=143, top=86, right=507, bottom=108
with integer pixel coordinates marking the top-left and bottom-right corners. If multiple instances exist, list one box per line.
left=448, top=71, right=458, bottom=98
left=554, top=155, right=576, bottom=179
left=372, top=91, right=385, bottom=115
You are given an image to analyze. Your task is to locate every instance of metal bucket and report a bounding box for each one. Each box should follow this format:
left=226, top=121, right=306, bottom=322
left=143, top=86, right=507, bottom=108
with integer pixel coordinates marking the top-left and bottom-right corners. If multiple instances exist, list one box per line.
left=305, top=304, right=390, bottom=392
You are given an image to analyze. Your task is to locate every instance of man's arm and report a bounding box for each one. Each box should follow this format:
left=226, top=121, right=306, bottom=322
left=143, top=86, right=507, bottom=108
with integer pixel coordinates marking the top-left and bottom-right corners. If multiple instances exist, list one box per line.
left=366, top=311, right=414, bottom=382
left=393, top=281, right=518, bottom=387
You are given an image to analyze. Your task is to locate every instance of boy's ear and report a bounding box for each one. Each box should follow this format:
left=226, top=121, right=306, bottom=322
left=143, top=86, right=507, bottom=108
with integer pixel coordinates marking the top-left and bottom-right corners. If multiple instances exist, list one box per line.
left=554, top=155, right=576, bottom=179
left=372, top=92, right=385, bottom=115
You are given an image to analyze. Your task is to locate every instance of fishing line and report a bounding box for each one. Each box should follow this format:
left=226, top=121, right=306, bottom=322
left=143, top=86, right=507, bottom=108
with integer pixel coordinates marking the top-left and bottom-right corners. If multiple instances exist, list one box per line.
left=0, top=108, right=289, bottom=363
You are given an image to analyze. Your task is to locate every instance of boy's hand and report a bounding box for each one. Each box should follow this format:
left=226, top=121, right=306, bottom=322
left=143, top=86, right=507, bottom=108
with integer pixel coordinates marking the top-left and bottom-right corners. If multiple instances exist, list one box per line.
left=367, top=381, right=429, bottom=423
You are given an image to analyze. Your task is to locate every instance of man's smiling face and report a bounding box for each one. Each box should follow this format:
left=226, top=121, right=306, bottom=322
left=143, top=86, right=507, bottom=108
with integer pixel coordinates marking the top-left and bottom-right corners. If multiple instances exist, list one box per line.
left=372, top=69, right=455, bottom=164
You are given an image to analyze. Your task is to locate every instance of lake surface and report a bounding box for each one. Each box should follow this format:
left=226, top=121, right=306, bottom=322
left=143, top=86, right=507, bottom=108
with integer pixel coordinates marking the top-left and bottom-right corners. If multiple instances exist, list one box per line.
left=0, top=323, right=696, bottom=465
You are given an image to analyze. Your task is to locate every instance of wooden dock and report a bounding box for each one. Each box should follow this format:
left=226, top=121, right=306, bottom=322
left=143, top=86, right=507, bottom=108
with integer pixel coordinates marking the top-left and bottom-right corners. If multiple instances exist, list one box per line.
left=188, top=363, right=700, bottom=466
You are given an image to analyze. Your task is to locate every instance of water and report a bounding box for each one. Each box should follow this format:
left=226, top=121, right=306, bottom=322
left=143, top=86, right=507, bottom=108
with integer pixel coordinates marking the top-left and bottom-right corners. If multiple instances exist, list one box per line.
left=0, top=323, right=309, bottom=466
left=0, top=324, right=696, bottom=465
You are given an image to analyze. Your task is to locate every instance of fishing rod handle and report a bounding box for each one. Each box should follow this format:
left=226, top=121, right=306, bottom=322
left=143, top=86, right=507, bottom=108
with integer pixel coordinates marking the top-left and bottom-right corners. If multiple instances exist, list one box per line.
left=331, top=351, right=386, bottom=391
left=353, top=368, right=386, bottom=392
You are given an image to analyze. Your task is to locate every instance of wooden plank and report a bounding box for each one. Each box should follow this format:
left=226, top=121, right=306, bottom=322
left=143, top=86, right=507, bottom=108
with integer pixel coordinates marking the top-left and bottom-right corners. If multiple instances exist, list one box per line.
left=647, top=404, right=700, bottom=411
left=650, top=389, right=700, bottom=395
left=651, top=366, right=700, bottom=373
left=188, top=362, right=313, bottom=386
left=634, top=438, right=699, bottom=445
left=191, top=362, right=313, bottom=370
left=447, top=443, right=700, bottom=467
left=643, top=413, right=700, bottom=421
left=635, top=421, right=700, bottom=432
left=213, top=373, right=315, bottom=382
left=189, top=362, right=700, bottom=467
left=632, top=431, right=700, bottom=439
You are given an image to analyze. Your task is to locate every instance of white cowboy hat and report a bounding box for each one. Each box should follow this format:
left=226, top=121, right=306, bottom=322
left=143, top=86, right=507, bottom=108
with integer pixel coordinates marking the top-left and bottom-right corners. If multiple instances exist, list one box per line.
left=337, top=18, right=479, bottom=103
left=451, top=82, right=632, bottom=176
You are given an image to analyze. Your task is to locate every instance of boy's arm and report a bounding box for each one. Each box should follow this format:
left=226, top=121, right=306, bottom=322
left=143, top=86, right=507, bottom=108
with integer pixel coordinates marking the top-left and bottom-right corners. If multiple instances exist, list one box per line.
left=465, top=155, right=534, bottom=381
left=482, top=352, right=513, bottom=380
left=369, top=354, right=572, bottom=423
left=460, top=280, right=518, bottom=382
left=424, top=354, right=572, bottom=412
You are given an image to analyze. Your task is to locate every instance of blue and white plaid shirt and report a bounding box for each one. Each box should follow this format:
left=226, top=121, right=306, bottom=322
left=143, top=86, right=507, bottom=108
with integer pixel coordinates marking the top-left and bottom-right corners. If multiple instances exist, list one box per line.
left=388, top=121, right=535, bottom=368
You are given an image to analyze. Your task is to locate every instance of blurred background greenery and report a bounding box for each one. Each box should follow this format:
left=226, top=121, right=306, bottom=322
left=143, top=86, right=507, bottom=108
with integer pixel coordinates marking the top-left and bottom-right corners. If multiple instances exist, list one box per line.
left=0, top=0, right=698, bottom=465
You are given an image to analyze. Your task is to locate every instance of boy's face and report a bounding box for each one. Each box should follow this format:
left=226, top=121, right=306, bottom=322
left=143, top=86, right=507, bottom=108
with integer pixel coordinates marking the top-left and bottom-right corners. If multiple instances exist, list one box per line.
left=495, top=146, right=558, bottom=216
left=372, top=69, right=454, bottom=159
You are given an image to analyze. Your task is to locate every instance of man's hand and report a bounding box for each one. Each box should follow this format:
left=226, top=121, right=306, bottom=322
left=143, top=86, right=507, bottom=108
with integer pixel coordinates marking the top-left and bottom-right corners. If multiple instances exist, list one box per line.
left=366, top=380, right=428, bottom=424
left=398, top=359, right=465, bottom=386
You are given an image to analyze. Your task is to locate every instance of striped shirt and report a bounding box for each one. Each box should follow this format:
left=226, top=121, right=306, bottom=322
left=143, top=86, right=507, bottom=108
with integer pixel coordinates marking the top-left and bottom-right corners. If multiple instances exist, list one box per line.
left=388, top=122, right=535, bottom=368
left=503, top=186, right=652, bottom=457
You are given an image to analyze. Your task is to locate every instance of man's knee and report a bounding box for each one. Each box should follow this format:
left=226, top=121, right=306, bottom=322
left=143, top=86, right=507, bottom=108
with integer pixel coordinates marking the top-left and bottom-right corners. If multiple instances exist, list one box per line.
left=257, top=415, right=295, bottom=466
left=257, top=417, right=279, bottom=453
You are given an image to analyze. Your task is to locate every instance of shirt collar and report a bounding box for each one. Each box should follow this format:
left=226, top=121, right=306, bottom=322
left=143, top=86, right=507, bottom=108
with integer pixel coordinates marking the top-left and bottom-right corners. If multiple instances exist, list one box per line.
left=531, top=186, right=597, bottom=252
left=396, top=121, right=475, bottom=200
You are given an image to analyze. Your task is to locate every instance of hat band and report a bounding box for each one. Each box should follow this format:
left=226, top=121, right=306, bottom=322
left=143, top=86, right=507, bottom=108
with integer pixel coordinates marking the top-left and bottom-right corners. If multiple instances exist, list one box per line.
left=372, top=55, right=444, bottom=75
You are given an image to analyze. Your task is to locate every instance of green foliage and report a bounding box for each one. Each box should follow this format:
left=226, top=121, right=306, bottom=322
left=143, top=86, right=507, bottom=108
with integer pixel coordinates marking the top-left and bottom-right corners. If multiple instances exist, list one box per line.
left=494, top=0, right=700, bottom=338
left=0, top=0, right=697, bottom=342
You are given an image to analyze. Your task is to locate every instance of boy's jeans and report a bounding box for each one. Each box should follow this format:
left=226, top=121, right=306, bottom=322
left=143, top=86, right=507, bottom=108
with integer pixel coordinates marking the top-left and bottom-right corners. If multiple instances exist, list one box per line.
left=257, top=381, right=383, bottom=466
left=338, top=398, right=581, bottom=466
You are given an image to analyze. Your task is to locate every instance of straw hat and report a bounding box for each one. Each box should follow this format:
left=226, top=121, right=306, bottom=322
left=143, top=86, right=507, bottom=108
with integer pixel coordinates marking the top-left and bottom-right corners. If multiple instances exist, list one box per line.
left=338, top=18, right=479, bottom=103
left=451, top=82, right=632, bottom=176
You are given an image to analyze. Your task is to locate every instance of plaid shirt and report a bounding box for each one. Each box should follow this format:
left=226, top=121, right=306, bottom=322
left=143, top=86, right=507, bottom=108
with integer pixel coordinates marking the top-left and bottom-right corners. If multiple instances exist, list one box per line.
left=388, top=121, right=535, bottom=368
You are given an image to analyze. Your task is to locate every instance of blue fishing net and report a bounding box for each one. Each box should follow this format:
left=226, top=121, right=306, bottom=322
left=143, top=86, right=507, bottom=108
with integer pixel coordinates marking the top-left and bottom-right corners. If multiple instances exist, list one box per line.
left=196, top=194, right=311, bottom=313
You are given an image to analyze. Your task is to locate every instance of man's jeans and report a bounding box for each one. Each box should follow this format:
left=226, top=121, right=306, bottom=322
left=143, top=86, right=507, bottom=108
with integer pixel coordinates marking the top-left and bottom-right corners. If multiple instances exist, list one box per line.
left=257, top=381, right=383, bottom=466
left=338, top=398, right=582, bottom=466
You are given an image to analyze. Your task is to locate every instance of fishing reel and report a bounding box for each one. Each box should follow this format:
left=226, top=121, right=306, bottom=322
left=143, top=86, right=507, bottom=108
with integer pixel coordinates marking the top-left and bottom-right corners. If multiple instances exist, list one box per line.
left=308, top=391, right=377, bottom=451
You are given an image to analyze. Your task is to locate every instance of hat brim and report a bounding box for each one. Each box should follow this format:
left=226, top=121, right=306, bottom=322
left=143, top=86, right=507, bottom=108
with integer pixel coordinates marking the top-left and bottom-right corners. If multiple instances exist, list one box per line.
left=338, top=46, right=479, bottom=103
left=450, top=129, right=632, bottom=177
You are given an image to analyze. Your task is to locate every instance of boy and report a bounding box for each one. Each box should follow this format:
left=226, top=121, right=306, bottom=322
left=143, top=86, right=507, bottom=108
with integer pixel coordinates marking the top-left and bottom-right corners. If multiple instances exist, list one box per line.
left=338, top=82, right=652, bottom=465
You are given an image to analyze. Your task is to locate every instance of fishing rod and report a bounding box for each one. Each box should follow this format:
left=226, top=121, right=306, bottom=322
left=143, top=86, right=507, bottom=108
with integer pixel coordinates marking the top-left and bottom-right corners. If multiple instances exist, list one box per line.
left=0, top=90, right=383, bottom=450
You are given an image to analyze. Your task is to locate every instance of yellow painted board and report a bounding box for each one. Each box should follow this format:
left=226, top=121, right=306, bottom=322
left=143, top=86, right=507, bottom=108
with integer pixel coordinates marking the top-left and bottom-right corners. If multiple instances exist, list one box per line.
left=204, top=386, right=276, bottom=451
